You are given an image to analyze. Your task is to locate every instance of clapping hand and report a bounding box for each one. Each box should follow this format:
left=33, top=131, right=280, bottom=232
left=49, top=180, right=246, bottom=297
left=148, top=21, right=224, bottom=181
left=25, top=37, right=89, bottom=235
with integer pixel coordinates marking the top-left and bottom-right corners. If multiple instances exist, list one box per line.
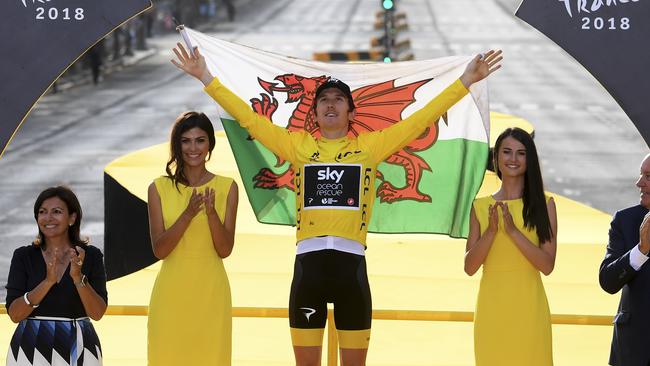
left=204, top=187, right=217, bottom=217
left=184, top=189, right=204, bottom=219
left=499, top=202, right=518, bottom=236
left=68, top=246, right=85, bottom=282
left=639, top=212, right=650, bottom=255
left=486, top=204, right=499, bottom=235
left=44, top=247, right=61, bottom=285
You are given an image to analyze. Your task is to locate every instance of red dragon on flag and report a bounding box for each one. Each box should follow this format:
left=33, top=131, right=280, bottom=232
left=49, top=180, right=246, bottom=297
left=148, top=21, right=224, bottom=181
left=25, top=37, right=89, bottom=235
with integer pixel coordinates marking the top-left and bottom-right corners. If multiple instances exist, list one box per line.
left=249, top=73, right=448, bottom=203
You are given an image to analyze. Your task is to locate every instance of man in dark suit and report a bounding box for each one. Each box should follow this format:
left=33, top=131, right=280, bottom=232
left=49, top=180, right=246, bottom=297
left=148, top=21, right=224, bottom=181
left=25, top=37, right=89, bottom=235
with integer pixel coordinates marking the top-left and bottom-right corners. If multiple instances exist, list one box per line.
left=600, top=154, right=650, bottom=366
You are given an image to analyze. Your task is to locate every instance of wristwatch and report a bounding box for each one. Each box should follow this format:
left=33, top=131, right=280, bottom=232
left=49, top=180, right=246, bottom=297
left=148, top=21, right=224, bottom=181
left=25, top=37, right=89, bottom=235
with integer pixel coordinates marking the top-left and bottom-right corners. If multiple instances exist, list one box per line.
left=75, top=274, right=88, bottom=288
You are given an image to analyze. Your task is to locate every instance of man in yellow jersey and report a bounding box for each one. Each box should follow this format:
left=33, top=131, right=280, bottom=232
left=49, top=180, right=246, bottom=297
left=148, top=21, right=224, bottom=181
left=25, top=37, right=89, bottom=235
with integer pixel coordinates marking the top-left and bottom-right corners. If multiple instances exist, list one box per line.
left=172, top=43, right=502, bottom=366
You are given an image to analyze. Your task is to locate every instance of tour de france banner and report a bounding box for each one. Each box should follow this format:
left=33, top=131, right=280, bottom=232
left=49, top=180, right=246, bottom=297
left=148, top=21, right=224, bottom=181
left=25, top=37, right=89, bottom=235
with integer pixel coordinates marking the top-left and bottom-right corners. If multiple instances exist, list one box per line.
left=0, top=0, right=151, bottom=158
left=185, top=28, right=491, bottom=238
left=516, top=0, right=650, bottom=146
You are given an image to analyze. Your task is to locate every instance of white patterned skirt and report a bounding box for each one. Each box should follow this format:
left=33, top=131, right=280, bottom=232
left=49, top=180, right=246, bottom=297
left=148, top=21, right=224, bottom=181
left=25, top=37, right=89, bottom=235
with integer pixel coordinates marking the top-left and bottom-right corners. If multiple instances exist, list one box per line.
left=6, top=317, right=102, bottom=366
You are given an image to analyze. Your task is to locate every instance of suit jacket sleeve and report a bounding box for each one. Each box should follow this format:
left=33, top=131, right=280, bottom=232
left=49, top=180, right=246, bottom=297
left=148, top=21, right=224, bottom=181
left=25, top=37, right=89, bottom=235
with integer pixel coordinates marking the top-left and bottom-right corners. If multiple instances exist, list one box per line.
left=599, top=211, right=638, bottom=294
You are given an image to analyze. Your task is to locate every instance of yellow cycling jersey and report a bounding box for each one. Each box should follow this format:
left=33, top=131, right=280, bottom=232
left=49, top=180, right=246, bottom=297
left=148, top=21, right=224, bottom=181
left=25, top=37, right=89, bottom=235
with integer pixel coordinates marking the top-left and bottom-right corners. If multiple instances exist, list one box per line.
left=204, top=77, right=468, bottom=246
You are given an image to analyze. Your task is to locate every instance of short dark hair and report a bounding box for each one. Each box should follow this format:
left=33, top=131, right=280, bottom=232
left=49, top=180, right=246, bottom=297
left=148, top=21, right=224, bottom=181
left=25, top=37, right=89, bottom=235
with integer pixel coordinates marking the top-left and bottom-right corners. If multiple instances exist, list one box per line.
left=33, top=186, right=87, bottom=249
left=494, top=127, right=552, bottom=243
left=165, top=111, right=215, bottom=188
left=313, top=78, right=355, bottom=111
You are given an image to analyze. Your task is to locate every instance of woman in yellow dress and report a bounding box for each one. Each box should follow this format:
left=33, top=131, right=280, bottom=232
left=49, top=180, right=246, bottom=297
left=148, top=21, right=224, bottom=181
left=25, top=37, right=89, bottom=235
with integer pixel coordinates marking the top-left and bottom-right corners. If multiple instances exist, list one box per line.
left=464, top=127, right=557, bottom=365
left=146, top=111, right=239, bottom=365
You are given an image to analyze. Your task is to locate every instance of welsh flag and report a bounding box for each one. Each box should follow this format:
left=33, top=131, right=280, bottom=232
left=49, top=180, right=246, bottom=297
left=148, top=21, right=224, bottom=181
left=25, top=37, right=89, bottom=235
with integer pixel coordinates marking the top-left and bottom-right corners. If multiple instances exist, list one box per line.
left=186, top=28, right=490, bottom=238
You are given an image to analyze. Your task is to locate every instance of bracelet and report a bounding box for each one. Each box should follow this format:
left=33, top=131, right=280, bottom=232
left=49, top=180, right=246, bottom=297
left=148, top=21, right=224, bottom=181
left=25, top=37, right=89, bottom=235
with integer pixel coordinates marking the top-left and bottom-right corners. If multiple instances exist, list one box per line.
left=74, top=274, right=88, bottom=288
left=23, top=292, right=39, bottom=308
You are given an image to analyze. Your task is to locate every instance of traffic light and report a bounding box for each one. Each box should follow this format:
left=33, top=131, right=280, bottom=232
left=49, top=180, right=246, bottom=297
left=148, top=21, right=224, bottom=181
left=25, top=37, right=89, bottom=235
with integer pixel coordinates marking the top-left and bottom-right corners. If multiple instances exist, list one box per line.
left=383, top=56, right=392, bottom=63
left=382, top=0, right=394, bottom=10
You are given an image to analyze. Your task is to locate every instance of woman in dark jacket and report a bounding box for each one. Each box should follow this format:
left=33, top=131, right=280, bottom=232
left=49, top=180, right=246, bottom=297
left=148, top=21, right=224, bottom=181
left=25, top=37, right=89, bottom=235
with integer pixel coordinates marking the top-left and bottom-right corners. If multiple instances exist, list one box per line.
left=5, top=186, right=108, bottom=366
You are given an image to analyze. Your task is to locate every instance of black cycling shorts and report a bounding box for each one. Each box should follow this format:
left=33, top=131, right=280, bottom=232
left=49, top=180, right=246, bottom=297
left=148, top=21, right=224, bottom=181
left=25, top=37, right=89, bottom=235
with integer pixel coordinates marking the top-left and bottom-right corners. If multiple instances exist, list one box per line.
left=288, top=249, right=372, bottom=348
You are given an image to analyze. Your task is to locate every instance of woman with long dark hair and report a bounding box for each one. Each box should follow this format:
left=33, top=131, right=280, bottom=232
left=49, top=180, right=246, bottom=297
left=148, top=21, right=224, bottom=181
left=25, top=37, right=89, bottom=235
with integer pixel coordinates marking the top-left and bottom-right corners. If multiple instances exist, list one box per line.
left=464, top=127, right=557, bottom=365
left=146, top=111, right=239, bottom=365
left=6, top=186, right=108, bottom=366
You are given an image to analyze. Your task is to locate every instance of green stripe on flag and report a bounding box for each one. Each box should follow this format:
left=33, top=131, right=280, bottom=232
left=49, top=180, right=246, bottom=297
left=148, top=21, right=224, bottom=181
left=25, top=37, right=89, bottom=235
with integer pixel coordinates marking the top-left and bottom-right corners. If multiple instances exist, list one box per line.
left=371, top=139, right=488, bottom=237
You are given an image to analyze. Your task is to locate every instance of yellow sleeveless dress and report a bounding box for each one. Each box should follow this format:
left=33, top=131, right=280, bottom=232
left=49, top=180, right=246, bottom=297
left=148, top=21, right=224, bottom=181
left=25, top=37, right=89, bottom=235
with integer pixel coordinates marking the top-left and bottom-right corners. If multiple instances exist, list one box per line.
left=473, top=195, right=553, bottom=365
left=147, top=175, right=233, bottom=365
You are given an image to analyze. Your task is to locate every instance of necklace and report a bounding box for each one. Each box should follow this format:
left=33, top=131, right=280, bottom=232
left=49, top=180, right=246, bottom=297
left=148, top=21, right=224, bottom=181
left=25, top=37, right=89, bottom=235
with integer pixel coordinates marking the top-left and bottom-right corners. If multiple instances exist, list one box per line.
left=188, top=169, right=210, bottom=187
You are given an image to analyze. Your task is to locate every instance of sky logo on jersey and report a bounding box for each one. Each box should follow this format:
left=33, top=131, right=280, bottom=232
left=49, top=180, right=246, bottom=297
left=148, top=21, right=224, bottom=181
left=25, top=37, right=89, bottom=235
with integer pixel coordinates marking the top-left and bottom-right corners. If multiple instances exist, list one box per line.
left=317, top=167, right=344, bottom=183
left=303, top=164, right=361, bottom=210
left=300, top=307, right=316, bottom=322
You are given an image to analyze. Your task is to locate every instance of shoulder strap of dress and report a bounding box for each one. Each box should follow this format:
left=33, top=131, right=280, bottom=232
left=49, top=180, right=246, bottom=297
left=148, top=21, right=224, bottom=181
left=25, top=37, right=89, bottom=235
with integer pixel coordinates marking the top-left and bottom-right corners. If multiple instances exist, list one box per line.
left=211, top=175, right=234, bottom=192
left=473, top=195, right=490, bottom=208
left=153, top=175, right=175, bottom=196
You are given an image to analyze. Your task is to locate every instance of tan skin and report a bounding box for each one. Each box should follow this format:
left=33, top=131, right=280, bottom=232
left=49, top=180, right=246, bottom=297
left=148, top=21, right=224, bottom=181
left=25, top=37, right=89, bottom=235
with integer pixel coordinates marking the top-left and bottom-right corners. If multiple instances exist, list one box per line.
left=148, top=127, right=239, bottom=260
left=635, top=154, right=650, bottom=255
left=7, top=197, right=107, bottom=323
left=171, top=42, right=502, bottom=366
left=313, top=88, right=356, bottom=139
left=464, top=137, right=558, bottom=277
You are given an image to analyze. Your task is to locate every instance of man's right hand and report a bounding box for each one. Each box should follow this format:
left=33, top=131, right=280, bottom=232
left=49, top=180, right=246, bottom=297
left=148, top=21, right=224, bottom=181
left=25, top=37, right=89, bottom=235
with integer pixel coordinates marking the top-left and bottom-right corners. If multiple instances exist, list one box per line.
left=459, top=50, right=503, bottom=89
left=171, top=43, right=215, bottom=86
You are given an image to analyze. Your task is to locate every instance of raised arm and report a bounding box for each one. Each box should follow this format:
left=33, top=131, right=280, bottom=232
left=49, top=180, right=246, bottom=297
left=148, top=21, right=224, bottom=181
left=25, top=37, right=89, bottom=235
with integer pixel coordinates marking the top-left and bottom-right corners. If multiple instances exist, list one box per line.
left=458, top=50, right=502, bottom=90
left=171, top=43, right=297, bottom=162
left=368, top=50, right=503, bottom=162
left=171, top=42, right=215, bottom=86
